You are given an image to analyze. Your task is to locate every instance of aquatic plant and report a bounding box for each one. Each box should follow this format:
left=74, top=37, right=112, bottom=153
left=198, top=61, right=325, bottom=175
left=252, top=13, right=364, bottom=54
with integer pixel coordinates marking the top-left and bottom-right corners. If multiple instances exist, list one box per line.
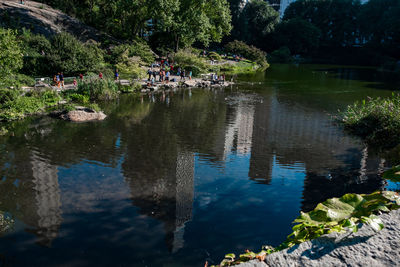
left=340, top=93, right=400, bottom=148
left=215, top=190, right=400, bottom=266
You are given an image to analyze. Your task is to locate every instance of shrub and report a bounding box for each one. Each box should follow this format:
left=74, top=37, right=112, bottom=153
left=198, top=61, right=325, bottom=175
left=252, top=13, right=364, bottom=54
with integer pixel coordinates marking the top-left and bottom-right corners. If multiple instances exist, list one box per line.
left=0, top=89, right=20, bottom=105
left=66, top=93, right=90, bottom=104
left=173, top=50, right=207, bottom=76
left=0, top=28, right=23, bottom=87
left=225, top=40, right=267, bottom=66
left=208, top=51, right=222, bottom=61
left=340, top=93, right=400, bottom=147
left=48, top=32, right=104, bottom=75
left=108, top=40, right=155, bottom=66
left=116, top=56, right=145, bottom=79
left=268, top=46, right=292, bottom=63
left=77, top=78, right=119, bottom=101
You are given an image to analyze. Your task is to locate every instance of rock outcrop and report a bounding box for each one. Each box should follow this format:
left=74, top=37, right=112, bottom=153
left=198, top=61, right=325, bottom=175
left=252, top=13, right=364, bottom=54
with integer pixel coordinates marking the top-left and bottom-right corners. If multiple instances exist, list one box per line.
left=0, top=0, right=117, bottom=43
left=235, top=209, right=400, bottom=267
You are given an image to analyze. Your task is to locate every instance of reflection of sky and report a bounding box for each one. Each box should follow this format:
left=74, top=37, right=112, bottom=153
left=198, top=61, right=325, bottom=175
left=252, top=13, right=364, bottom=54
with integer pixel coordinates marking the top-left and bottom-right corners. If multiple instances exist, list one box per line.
left=190, top=152, right=306, bottom=262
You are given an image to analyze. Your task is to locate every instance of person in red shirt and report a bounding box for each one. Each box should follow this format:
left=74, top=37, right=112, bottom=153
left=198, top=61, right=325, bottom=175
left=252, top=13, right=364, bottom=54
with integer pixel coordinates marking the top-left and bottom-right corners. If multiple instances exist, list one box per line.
left=79, top=73, right=84, bottom=81
left=99, top=72, right=103, bottom=79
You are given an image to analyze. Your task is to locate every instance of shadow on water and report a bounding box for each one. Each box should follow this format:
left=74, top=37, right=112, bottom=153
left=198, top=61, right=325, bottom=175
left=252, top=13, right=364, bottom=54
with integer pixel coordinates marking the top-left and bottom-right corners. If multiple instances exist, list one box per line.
left=0, top=64, right=395, bottom=266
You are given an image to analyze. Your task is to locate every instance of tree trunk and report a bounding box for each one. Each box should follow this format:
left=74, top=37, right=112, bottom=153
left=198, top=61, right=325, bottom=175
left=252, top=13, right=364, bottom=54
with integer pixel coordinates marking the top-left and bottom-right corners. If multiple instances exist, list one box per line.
left=175, top=34, right=180, bottom=52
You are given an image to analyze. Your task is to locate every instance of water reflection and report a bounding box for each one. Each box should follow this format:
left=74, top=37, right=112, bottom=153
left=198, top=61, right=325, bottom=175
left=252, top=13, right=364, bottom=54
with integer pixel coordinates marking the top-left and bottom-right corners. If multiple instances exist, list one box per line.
left=0, top=65, right=394, bottom=266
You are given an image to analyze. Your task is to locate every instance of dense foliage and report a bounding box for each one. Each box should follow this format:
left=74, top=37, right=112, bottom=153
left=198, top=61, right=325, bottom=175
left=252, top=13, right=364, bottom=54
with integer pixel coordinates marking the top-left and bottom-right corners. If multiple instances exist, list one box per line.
left=225, top=40, right=267, bottom=66
left=0, top=29, right=23, bottom=87
left=340, top=93, right=400, bottom=148
left=236, top=0, right=279, bottom=48
left=37, top=0, right=232, bottom=52
left=0, top=89, right=61, bottom=121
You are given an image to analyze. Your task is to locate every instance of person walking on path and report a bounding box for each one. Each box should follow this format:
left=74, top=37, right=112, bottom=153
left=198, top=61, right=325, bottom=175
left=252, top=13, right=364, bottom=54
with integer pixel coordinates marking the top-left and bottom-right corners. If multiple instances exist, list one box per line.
left=115, top=69, right=119, bottom=81
left=180, top=69, right=186, bottom=81
left=56, top=73, right=60, bottom=88
left=60, top=72, right=64, bottom=88
left=79, top=73, right=84, bottom=81
left=73, top=78, right=77, bottom=87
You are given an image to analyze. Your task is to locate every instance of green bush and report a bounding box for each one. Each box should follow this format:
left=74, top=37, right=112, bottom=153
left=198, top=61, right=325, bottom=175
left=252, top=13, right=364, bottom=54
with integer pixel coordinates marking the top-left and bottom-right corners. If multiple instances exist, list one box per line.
left=108, top=40, right=155, bottom=65
left=268, top=47, right=292, bottom=63
left=340, top=93, right=400, bottom=147
left=66, top=93, right=90, bottom=104
left=0, top=89, right=20, bottom=105
left=47, top=32, right=104, bottom=75
left=225, top=40, right=268, bottom=66
left=208, top=51, right=222, bottom=61
left=173, top=50, right=207, bottom=76
left=0, top=28, right=23, bottom=88
left=77, top=78, right=119, bottom=101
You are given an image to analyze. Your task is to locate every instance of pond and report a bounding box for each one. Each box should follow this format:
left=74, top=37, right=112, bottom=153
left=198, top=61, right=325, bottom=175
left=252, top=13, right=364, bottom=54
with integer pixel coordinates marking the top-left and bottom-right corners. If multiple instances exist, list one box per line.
left=0, top=64, right=398, bottom=266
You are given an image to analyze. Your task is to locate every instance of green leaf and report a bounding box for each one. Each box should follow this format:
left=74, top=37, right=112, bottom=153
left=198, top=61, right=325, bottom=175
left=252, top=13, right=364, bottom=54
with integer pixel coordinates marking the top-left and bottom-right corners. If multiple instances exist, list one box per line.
left=383, top=166, right=400, bottom=182
left=224, top=253, right=235, bottom=260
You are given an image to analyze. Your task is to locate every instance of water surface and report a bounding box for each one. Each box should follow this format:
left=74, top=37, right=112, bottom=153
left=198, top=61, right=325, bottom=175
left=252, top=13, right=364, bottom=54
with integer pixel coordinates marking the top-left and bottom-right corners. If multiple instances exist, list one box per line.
left=0, top=64, right=398, bottom=266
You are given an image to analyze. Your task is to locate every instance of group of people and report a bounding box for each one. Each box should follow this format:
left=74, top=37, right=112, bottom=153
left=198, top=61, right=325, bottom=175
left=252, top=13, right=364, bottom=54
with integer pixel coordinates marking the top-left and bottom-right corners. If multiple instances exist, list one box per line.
left=147, top=64, right=193, bottom=86
left=52, top=69, right=120, bottom=89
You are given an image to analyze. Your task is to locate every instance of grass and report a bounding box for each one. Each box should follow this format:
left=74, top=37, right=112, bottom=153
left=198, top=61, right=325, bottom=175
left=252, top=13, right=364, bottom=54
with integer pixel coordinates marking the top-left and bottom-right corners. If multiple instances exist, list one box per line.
left=340, top=93, right=400, bottom=148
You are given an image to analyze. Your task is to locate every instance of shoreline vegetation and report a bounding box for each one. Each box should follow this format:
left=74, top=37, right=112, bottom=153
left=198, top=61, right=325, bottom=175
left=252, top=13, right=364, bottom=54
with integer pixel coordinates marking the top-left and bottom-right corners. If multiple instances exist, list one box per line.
left=214, top=190, right=400, bottom=266
left=340, top=93, right=400, bottom=149
left=0, top=26, right=267, bottom=127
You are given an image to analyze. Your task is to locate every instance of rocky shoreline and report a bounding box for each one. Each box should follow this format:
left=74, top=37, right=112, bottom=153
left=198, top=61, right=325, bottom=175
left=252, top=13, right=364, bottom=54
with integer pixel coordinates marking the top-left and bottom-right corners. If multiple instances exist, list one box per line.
left=235, top=209, right=400, bottom=267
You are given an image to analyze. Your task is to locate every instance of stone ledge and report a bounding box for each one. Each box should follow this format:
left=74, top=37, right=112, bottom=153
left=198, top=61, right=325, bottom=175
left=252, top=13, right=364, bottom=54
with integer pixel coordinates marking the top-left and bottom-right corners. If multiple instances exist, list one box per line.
left=236, top=209, right=400, bottom=267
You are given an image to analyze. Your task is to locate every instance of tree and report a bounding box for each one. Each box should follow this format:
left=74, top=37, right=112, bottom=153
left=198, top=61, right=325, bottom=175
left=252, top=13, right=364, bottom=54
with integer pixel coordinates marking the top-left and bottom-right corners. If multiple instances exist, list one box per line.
left=238, top=0, right=279, bottom=48
left=284, top=0, right=361, bottom=48
left=274, top=18, right=321, bottom=55
left=358, top=0, right=400, bottom=59
left=0, top=29, right=23, bottom=87
left=153, top=0, right=232, bottom=52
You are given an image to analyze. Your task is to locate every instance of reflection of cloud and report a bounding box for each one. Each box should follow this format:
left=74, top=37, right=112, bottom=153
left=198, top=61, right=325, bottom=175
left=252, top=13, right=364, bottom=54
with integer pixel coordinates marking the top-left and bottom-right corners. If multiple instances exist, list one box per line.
left=59, top=163, right=131, bottom=214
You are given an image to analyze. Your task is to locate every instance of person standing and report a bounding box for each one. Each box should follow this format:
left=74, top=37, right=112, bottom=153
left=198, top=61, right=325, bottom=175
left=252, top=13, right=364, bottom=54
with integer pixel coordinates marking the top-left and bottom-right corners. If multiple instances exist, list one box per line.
left=73, top=78, right=77, bottom=87
left=60, top=72, right=64, bottom=88
left=189, top=70, right=192, bottom=80
left=165, top=70, right=170, bottom=83
left=99, top=72, right=103, bottom=79
left=147, top=68, right=152, bottom=81
left=56, top=73, right=60, bottom=88
left=115, top=69, right=119, bottom=81
left=79, top=73, right=84, bottom=81
left=181, top=69, right=185, bottom=81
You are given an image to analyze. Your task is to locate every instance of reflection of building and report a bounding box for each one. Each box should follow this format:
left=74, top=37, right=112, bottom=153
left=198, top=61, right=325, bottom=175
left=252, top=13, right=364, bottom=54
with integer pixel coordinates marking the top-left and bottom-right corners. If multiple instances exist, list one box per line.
left=125, top=151, right=194, bottom=252
left=247, top=94, right=385, bottom=208
left=30, top=152, right=62, bottom=246
left=224, top=102, right=255, bottom=157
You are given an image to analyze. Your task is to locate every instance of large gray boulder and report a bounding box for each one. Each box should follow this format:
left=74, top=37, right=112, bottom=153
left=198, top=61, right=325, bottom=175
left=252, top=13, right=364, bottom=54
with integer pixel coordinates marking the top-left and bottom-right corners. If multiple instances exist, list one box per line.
left=60, top=108, right=106, bottom=122
left=235, top=209, right=400, bottom=267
